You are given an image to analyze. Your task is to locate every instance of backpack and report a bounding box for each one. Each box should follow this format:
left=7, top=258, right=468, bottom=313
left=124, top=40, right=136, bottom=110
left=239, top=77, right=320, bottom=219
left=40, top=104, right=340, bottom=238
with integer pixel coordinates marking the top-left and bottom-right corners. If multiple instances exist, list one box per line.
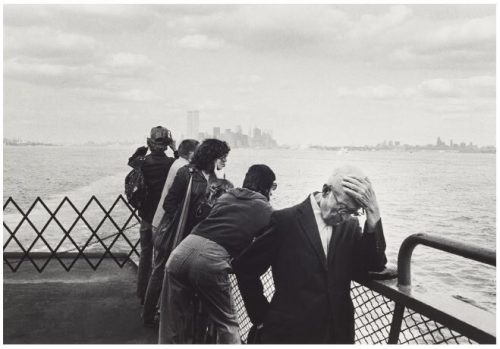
left=195, top=178, right=234, bottom=219
left=125, top=157, right=148, bottom=210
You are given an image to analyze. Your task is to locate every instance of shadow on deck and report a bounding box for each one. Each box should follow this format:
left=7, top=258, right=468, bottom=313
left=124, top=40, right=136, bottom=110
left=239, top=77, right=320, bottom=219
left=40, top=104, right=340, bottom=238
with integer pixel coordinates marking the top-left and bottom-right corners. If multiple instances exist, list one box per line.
left=3, top=257, right=157, bottom=344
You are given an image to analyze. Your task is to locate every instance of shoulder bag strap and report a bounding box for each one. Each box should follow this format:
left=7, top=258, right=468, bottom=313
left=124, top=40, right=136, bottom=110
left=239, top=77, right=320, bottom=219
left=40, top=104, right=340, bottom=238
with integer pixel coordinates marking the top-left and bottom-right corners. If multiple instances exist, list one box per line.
left=172, top=170, right=194, bottom=248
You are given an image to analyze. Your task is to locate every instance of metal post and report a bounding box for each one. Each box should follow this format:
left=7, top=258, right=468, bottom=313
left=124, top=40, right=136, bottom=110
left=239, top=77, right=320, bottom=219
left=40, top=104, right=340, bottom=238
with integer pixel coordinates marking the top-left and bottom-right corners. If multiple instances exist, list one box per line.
left=387, top=303, right=405, bottom=344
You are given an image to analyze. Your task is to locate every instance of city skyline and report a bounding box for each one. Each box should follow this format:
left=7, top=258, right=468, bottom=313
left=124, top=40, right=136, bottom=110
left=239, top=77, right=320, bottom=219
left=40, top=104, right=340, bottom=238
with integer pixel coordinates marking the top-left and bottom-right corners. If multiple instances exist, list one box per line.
left=181, top=110, right=278, bottom=148
left=3, top=5, right=496, bottom=147
left=4, top=130, right=494, bottom=151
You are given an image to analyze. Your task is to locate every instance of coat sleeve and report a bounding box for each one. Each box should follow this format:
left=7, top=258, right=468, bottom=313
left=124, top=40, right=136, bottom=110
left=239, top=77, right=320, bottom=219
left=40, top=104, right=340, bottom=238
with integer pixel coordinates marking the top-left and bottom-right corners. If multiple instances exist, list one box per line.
left=353, top=218, right=387, bottom=276
left=162, top=166, right=189, bottom=222
left=232, top=216, right=279, bottom=326
left=127, top=146, right=148, bottom=168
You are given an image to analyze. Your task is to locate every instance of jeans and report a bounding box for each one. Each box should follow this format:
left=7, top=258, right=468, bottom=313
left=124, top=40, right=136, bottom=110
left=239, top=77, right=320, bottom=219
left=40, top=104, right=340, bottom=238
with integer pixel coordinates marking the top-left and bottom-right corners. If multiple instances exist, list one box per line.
left=137, top=220, right=153, bottom=302
left=159, top=235, right=240, bottom=344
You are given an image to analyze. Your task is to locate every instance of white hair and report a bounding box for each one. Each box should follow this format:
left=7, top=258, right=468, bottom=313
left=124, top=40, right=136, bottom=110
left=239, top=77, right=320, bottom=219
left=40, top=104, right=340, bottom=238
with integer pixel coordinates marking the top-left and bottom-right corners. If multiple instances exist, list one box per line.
left=327, top=165, right=366, bottom=195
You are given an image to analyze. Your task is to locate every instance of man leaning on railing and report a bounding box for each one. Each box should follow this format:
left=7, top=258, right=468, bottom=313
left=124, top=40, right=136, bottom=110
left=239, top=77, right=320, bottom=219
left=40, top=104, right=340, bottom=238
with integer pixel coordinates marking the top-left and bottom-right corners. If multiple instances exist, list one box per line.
left=232, top=165, right=387, bottom=344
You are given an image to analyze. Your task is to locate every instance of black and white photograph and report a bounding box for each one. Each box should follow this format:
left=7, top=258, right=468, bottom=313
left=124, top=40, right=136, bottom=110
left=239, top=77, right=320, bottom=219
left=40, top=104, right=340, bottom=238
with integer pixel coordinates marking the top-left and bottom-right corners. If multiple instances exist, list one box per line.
left=3, top=2, right=496, bottom=345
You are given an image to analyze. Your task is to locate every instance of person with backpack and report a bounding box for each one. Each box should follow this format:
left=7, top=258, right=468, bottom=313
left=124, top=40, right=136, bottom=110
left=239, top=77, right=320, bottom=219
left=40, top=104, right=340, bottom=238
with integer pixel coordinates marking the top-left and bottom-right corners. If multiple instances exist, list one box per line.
left=127, top=126, right=178, bottom=305
left=161, top=165, right=277, bottom=344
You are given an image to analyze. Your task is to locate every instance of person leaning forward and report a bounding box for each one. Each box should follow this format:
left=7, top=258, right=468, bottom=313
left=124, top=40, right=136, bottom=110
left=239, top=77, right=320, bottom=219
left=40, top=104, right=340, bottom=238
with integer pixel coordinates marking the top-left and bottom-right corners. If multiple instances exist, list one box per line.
left=163, top=164, right=277, bottom=344
left=232, top=165, right=387, bottom=344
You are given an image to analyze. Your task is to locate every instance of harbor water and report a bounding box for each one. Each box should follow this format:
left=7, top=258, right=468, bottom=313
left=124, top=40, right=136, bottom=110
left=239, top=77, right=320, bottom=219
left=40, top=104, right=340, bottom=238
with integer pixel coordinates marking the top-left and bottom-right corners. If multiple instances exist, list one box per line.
left=3, top=145, right=496, bottom=313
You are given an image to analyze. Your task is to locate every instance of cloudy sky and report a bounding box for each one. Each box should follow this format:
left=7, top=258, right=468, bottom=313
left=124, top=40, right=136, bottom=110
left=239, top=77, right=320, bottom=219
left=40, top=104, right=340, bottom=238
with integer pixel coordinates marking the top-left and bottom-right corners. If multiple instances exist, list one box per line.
left=3, top=4, right=496, bottom=146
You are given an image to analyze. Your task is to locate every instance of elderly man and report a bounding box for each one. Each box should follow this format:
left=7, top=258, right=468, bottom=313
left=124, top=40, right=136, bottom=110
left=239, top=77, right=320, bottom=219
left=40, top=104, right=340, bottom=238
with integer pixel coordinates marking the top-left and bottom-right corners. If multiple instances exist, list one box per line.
left=233, top=165, right=387, bottom=344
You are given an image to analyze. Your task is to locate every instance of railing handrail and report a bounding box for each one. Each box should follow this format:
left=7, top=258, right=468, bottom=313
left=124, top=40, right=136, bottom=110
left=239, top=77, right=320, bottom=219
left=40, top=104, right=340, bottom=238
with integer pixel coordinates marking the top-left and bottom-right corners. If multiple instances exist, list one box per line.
left=397, top=233, right=496, bottom=287
left=3, top=251, right=132, bottom=260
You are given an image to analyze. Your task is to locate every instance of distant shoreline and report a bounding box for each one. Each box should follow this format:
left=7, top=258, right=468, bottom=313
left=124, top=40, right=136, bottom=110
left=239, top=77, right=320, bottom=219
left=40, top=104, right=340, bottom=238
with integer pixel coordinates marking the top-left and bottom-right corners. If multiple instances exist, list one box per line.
left=3, top=143, right=495, bottom=154
left=309, top=146, right=496, bottom=155
left=4, top=143, right=59, bottom=147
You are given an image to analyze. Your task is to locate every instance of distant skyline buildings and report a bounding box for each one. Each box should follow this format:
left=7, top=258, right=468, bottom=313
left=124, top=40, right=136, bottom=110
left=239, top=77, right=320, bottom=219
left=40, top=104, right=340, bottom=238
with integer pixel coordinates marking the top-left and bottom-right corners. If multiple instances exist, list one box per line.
left=183, top=109, right=279, bottom=148
left=369, top=137, right=493, bottom=153
left=186, top=110, right=200, bottom=140
left=3, top=133, right=495, bottom=154
left=309, top=136, right=495, bottom=154
left=205, top=125, right=278, bottom=149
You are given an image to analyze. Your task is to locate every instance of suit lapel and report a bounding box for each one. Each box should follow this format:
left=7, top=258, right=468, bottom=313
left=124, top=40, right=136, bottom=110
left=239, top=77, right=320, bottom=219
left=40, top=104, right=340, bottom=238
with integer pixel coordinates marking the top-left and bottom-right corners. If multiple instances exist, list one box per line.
left=297, top=197, right=328, bottom=272
left=327, top=223, right=343, bottom=267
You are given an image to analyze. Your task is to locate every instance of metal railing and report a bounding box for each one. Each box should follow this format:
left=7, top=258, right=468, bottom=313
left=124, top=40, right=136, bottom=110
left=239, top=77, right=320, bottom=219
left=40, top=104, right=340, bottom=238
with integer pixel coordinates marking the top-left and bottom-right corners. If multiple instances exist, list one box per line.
left=3, top=195, right=140, bottom=272
left=3, top=196, right=496, bottom=344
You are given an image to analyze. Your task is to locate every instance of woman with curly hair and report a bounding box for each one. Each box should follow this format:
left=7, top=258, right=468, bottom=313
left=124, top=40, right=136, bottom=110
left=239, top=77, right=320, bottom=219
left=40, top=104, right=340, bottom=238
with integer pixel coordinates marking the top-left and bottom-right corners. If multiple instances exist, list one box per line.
left=144, top=139, right=230, bottom=330
left=162, top=138, right=231, bottom=234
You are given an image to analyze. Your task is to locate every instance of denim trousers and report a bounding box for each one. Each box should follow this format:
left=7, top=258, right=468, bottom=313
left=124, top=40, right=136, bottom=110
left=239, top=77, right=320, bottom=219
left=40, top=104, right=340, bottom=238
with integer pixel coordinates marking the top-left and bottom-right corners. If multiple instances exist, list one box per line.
left=159, top=234, right=240, bottom=344
left=137, top=220, right=153, bottom=302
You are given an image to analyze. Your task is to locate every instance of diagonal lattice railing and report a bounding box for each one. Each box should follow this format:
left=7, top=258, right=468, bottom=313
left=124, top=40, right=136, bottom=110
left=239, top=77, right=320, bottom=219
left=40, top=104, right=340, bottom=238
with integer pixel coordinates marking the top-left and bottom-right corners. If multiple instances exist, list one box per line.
left=3, top=196, right=494, bottom=344
left=3, top=195, right=141, bottom=272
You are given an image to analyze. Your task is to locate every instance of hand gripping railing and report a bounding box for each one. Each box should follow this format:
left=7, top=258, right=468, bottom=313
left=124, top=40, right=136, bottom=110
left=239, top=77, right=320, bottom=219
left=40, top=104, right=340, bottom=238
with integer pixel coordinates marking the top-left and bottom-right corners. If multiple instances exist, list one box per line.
left=387, top=233, right=496, bottom=344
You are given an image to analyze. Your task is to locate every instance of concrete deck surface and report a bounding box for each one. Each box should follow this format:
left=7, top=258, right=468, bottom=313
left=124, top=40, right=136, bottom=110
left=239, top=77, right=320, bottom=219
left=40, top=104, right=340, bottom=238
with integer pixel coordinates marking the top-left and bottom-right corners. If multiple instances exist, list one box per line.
left=3, top=257, right=158, bottom=344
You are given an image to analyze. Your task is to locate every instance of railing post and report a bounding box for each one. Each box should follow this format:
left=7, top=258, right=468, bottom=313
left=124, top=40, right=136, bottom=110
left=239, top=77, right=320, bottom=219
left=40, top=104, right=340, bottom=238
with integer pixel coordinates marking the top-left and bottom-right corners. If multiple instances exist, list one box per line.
left=397, top=234, right=421, bottom=287
left=398, top=233, right=496, bottom=287
left=387, top=303, right=405, bottom=344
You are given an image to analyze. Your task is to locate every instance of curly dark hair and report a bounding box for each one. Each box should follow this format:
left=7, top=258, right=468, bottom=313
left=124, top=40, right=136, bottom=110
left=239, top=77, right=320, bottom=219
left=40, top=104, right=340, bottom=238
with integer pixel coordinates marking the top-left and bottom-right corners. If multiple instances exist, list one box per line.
left=191, top=139, right=230, bottom=173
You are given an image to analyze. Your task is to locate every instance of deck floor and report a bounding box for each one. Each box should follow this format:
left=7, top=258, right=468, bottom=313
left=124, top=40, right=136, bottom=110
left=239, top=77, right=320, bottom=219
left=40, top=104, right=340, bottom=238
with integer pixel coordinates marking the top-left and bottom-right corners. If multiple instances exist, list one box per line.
left=4, top=257, right=158, bottom=344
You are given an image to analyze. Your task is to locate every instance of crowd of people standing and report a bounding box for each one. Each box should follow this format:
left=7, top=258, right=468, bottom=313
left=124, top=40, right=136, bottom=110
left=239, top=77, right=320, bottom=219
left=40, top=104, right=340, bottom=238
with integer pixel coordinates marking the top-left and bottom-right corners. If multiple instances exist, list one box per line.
left=127, top=125, right=387, bottom=344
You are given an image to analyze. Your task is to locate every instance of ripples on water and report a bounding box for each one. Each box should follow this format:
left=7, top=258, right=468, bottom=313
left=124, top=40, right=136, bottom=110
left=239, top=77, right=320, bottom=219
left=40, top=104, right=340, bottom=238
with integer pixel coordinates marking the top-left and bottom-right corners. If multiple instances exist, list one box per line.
left=3, top=146, right=496, bottom=313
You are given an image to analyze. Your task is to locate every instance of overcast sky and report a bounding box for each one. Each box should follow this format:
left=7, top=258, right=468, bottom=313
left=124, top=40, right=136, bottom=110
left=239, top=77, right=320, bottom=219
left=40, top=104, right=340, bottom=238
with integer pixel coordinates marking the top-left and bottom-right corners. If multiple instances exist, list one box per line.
left=3, top=4, right=496, bottom=146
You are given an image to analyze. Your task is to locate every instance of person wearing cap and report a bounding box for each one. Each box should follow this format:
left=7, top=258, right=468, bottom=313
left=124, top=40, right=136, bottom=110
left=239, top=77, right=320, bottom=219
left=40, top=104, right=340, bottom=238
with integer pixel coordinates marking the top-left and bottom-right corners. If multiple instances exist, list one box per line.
left=128, top=126, right=178, bottom=305
left=232, top=165, right=387, bottom=344
left=161, top=164, right=277, bottom=344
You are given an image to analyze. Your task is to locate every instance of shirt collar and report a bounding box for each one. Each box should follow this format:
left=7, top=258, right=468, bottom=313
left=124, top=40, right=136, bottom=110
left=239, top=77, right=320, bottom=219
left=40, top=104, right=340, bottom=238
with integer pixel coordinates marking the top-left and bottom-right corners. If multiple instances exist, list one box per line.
left=310, top=193, right=328, bottom=231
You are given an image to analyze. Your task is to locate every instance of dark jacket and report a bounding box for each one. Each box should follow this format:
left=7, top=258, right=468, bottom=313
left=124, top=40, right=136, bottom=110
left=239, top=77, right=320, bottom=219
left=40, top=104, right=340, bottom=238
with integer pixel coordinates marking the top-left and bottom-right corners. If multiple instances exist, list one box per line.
left=162, top=164, right=213, bottom=241
left=232, top=196, right=387, bottom=344
left=192, top=188, right=273, bottom=258
left=128, top=146, right=177, bottom=223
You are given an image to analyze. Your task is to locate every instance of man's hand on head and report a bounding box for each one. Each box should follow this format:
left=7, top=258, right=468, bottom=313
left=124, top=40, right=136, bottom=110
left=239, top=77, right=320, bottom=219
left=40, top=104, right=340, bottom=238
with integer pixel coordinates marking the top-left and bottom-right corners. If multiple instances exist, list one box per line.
left=341, top=175, right=381, bottom=229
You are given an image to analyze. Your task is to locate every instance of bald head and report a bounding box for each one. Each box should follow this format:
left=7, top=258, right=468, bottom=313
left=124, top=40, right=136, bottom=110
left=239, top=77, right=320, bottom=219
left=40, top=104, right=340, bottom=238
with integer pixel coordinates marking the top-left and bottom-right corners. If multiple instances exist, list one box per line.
left=326, top=165, right=367, bottom=207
